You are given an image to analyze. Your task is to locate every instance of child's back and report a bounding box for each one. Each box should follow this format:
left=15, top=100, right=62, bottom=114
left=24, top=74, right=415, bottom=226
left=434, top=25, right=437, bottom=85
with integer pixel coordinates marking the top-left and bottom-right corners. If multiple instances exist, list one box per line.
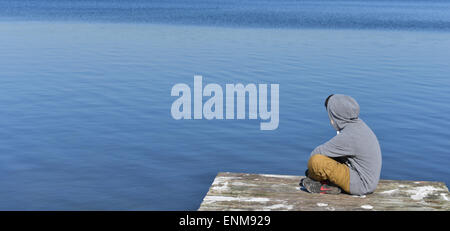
left=309, top=94, right=382, bottom=195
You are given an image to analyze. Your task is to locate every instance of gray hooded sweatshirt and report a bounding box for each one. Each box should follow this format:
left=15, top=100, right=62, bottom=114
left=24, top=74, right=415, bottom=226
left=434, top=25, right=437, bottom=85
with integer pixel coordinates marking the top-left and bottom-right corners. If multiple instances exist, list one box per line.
left=310, top=94, right=382, bottom=195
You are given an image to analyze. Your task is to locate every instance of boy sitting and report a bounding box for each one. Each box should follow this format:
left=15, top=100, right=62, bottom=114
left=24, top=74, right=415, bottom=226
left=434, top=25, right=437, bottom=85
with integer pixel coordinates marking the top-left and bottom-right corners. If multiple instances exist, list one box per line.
left=301, top=94, right=382, bottom=195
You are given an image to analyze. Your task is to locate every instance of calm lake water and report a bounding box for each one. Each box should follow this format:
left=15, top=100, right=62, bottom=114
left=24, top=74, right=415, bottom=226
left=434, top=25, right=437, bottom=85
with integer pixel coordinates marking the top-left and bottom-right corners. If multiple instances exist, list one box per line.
left=0, top=0, right=449, bottom=210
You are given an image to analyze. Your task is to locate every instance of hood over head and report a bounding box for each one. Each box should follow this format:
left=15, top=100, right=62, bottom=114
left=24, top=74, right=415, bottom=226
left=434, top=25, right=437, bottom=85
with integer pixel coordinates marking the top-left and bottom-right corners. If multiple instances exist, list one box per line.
left=326, top=94, right=360, bottom=131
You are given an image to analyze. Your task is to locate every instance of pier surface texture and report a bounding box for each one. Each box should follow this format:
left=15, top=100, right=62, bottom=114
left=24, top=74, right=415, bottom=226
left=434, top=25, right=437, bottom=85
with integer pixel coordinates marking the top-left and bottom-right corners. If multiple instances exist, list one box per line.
left=199, top=172, right=450, bottom=211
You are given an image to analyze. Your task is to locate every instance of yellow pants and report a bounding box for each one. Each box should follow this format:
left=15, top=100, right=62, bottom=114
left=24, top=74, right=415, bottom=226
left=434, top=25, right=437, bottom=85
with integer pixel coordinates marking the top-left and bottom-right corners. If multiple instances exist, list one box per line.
left=307, top=154, right=351, bottom=193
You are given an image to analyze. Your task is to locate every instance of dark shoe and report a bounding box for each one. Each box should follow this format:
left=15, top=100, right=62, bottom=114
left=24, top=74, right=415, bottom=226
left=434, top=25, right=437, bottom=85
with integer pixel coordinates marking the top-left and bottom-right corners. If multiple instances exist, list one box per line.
left=301, top=177, right=341, bottom=194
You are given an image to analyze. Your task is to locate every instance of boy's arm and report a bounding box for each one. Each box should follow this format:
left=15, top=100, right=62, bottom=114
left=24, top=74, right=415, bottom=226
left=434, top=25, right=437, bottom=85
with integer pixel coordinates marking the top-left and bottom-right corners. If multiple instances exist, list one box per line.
left=310, top=134, right=354, bottom=158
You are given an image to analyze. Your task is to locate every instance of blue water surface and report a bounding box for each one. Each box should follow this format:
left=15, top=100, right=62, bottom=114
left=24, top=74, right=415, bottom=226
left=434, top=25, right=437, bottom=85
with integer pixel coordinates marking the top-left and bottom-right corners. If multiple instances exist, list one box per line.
left=0, top=0, right=449, bottom=210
